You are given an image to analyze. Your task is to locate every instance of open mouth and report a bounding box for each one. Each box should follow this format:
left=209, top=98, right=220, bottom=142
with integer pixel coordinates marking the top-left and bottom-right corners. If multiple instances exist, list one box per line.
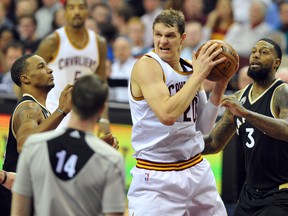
left=160, top=47, right=170, bottom=52
left=250, top=61, right=261, bottom=69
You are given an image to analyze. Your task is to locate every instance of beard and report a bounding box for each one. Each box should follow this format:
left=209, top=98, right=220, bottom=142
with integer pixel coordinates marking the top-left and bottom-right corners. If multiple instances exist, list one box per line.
left=247, top=65, right=271, bottom=82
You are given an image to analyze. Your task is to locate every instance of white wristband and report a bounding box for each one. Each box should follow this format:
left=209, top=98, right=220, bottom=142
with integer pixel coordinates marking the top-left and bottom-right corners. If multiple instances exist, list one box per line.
left=99, top=118, right=110, bottom=123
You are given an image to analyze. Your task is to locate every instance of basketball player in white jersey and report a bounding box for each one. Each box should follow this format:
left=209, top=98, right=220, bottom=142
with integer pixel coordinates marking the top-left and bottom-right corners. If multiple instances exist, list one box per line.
left=127, top=9, right=238, bottom=215
left=36, top=0, right=110, bottom=134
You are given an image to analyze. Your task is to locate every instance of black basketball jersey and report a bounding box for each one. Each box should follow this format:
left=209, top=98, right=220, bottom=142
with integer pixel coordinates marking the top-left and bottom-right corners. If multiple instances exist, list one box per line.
left=3, top=94, right=50, bottom=172
left=234, top=80, right=288, bottom=189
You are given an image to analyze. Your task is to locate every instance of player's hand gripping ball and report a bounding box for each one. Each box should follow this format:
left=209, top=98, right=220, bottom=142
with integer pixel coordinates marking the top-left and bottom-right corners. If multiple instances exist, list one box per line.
left=196, top=40, right=239, bottom=81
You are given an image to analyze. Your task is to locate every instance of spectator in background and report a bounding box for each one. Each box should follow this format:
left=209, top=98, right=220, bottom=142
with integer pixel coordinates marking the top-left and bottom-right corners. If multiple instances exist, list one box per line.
left=266, top=30, right=288, bottom=69
left=0, top=41, right=25, bottom=94
left=127, top=16, right=150, bottom=59
left=182, top=0, right=207, bottom=25
left=265, top=0, right=281, bottom=29
left=107, top=0, right=125, bottom=13
left=17, top=14, right=41, bottom=53
left=51, top=7, right=66, bottom=31
left=98, top=22, right=118, bottom=63
left=90, top=2, right=111, bottom=25
left=276, top=66, right=288, bottom=82
left=278, top=1, right=288, bottom=54
left=35, top=0, right=63, bottom=39
left=232, top=0, right=280, bottom=27
left=204, top=0, right=235, bottom=40
left=141, top=0, right=163, bottom=47
left=112, top=3, right=134, bottom=37
left=231, top=0, right=252, bottom=24
left=109, top=36, right=137, bottom=103
left=268, top=30, right=287, bottom=53
left=85, top=0, right=102, bottom=14
left=15, top=0, right=38, bottom=22
left=0, top=26, right=19, bottom=74
left=225, top=1, right=272, bottom=68
left=0, top=1, right=14, bottom=29
left=164, top=0, right=182, bottom=11
left=1, top=0, right=16, bottom=24
left=181, top=21, right=205, bottom=61
left=85, top=16, right=99, bottom=33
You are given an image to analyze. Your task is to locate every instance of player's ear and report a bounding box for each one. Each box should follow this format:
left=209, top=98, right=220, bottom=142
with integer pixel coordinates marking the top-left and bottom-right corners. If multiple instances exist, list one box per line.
left=20, top=74, right=31, bottom=85
left=181, top=33, right=186, bottom=44
left=274, top=58, right=281, bottom=70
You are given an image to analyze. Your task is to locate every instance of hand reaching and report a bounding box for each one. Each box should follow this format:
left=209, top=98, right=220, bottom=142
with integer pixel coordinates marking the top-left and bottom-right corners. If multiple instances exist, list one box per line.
left=100, top=133, right=119, bottom=150
left=221, top=95, right=248, bottom=117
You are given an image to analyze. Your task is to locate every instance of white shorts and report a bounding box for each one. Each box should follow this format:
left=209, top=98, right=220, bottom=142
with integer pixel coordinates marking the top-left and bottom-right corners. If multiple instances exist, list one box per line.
left=127, top=158, right=227, bottom=216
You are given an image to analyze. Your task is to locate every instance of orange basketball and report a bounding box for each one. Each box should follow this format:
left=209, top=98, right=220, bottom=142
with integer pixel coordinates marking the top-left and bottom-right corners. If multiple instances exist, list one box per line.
left=195, top=40, right=238, bottom=81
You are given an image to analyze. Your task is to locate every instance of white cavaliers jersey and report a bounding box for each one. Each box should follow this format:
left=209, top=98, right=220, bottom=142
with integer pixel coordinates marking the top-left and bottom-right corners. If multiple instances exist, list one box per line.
left=47, top=27, right=99, bottom=128
left=128, top=51, right=204, bottom=162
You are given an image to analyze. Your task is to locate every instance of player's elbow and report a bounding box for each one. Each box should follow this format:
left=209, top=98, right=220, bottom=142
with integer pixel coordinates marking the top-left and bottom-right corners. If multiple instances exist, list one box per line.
left=202, top=145, right=221, bottom=155
left=158, top=114, right=177, bottom=126
left=202, top=135, right=223, bottom=155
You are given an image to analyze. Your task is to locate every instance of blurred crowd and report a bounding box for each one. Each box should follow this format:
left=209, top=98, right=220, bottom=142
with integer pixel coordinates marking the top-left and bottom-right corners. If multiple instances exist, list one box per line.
left=1, top=0, right=288, bottom=102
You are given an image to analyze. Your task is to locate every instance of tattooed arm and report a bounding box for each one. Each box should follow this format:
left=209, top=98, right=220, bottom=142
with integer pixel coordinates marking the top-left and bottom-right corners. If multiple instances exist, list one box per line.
left=221, top=84, right=288, bottom=142
left=13, top=102, right=65, bottom=153
left=203, top=108, right=236, bottom=154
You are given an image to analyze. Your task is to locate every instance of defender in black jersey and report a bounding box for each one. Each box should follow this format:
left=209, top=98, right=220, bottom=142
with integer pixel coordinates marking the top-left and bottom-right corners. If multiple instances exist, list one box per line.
left=203, top=38, right=288, bottom=216
left=0, top=53, right=72, bottom=216
left=11, top=74, right=126, bottom=216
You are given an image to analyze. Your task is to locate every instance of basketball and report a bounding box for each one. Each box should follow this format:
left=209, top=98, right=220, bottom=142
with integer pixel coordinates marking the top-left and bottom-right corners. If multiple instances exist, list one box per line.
left=195, top=40, right=238, bottom=81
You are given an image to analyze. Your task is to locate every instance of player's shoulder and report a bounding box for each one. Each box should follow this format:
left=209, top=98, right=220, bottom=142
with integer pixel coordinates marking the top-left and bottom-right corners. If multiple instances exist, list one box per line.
left=95, top=32, right=107, bottom=45
left=136, top=53, right=159, bottom=66
left=24, top=129, right=65, bottom=148
left=42, top=31, right=59, bottom=44
left=274, top=81, right=288, bottom=95
left=14, top=100, right=42, bottom=116
left=36, top=31, right=59, bottom=56
left=273, top=81, right=288, bottom=100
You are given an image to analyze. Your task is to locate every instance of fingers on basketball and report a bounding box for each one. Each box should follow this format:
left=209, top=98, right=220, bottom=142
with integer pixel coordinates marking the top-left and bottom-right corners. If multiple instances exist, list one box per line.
left=196, top=40, right=239, bottom=81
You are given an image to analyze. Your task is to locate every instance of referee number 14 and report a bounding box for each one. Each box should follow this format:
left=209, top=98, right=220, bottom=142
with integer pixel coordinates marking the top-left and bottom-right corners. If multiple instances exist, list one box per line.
left=55, top=150, right=78, bottom=178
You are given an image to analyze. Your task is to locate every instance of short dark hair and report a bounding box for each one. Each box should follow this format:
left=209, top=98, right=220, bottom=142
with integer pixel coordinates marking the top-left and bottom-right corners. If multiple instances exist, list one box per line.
left=0, top=26, right=20, bottom=41
left=91, top=2, right=110, bottom=13
left=64, top=0, right=87, bottom=8
left=11, top=53, right=34, bottom=87
left=3, top=40, right=25, bottom=55
left=72, top=74, right=108, bottom=120
left=17, top=13, right=37, bottom=26
left=258, top=38, right=282, bottom=60
left=153, top=9, right=185, bottom=35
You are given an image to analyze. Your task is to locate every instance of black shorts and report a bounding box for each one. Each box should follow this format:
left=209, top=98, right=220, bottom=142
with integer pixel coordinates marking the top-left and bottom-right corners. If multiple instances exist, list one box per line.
left=0, top=184, right=12, bottom=216
left=233, top=183, right=288, bottom=216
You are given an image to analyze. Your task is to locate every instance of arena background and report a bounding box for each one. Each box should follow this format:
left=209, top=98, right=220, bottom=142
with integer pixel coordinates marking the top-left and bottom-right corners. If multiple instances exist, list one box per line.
left=0, top=113, right=223, bottom=193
